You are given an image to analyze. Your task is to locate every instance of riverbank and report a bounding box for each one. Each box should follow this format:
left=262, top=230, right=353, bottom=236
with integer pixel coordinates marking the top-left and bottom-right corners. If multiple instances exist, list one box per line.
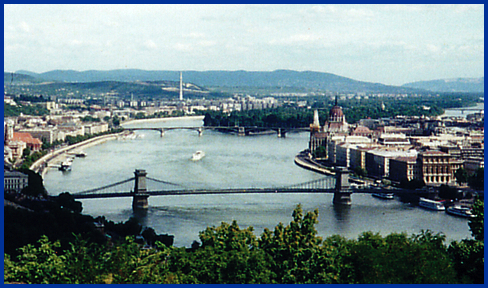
left=294, top=150, right=335, bottom=176
left=30, top=116, right=206, bottom=177
left=30, top=132, right=125, bottom=178
left=122, top=115, right=205, bottom=126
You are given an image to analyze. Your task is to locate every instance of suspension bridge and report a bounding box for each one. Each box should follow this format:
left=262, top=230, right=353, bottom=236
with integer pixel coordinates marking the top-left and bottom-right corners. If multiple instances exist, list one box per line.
left=66, top=168, right=404, bottom=209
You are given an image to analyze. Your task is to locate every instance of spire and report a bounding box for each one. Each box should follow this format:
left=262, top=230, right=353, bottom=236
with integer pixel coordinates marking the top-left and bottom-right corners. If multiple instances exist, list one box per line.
left=335, top=95, right=338, bottom=106
left=313, top=109, right=320, bottom=127
left=179, top=71, right=183, bottom=101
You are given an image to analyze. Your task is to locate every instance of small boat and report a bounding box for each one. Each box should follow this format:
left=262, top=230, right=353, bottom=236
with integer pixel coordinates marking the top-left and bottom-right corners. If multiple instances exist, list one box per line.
left=74, top=151, right=87, bottom=157
left=192, top=151, right=205, bottom=161
left=59, top=159, right=73, bottom=171
left=372, top=192, right=395, bottom=199
left=419, top=197, right=445, bottom=211
left=446, top=206, right=475, bottom=218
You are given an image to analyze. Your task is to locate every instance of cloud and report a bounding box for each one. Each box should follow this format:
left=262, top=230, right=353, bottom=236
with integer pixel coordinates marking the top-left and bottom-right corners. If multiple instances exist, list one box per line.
left=19, top=21, right=31, bottom=33
left=143, top=40, right=158, bottom=50
left=3, top=4, right=484, bottom=85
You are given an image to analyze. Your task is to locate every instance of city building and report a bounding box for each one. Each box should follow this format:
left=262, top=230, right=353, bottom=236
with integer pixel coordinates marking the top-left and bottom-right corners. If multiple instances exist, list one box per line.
left=4, top=170, right=29, bottom=193
left=416, top=150, right=461, bottom=186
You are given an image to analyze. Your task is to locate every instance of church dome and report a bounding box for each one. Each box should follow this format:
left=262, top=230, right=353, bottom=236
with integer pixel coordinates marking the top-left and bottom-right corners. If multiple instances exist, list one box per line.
left=328, top=105, right=344, bottom=122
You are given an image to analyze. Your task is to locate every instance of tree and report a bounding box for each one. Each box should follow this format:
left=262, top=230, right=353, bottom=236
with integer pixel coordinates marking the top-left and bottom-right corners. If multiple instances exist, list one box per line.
left=353, top=166, right=367, bottom=177
left=112, top=116, right=120, bottom=127
left=55, top=192, right=83, bottom=213
left=22, top=147, right=32, bottom=158
left=19, top=169, right=48, bottom=198
left=454, top=168, right=469, bottom=186
left=438, top=184, right=458, bottom=200
left=258, top=205, right=335, bottom=283
left=468, top=197, right=484, bottom=241
left=468, top=168, right=484, bottom=190
left=313, top=146, right=327, bottom=159
left=347, top=230, right=457, bottom=284
left=448, top=198, right=484, bottom=284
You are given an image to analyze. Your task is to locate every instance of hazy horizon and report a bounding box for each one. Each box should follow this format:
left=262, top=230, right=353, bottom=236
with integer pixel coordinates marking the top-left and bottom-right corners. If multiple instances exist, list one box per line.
left=4, top=4, right=484, bottom=86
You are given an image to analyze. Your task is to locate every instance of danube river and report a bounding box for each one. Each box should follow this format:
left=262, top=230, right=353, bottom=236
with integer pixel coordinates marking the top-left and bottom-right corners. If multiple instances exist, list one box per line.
left=43, top=117, right=474, bottom=247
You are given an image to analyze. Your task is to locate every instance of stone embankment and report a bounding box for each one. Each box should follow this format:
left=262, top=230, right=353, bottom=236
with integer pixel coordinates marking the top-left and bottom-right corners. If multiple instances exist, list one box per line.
left=30, top=132, right=125, bottom=177
left=294, top=150, right=335, bottom=176
left=121, top=115, right=204, bottom=126
left=29, top=116, right=205, bottom=178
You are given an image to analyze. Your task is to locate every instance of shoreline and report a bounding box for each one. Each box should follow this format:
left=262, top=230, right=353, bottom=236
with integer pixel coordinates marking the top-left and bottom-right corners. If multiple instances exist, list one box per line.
left=31, top=132, right=125, bottom=178
left=294, top=151, right=335, bottom=176
left=32, top=116, right=206, bottom=178
left=122, top=115, right=204, bottom=126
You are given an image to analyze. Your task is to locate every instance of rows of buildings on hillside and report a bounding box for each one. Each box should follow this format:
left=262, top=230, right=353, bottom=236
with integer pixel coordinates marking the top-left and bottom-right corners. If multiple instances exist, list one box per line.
left=308, top=99, right=484, bottom=187
left=4, top=115, right=109, bottom=162
left=3, top=93, right=286, bottom=162
left=5, top=89, right=484, bottom=187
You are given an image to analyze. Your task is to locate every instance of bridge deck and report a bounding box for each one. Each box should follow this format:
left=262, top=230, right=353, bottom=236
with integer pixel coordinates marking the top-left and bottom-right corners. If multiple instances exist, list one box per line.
left=71, top=188, right=413, bottom=199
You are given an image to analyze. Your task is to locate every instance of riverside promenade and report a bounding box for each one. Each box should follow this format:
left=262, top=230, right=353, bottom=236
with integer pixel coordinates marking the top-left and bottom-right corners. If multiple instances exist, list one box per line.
left=294, top=150, right=336, bottom=176
left=30, top=116, right=206, bottom=178
left=30, top=132, right=124, bottom=177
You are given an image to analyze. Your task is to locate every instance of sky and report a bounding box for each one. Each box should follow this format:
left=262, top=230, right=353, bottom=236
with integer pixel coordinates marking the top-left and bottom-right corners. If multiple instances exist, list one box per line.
left=4, top=4, right=484, bottom=86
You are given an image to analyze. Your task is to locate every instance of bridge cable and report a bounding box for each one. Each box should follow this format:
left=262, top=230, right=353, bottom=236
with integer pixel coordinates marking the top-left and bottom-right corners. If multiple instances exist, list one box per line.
left=146, top=177, right=182, bottom=187
left=73, top=177, right=135, bottom=195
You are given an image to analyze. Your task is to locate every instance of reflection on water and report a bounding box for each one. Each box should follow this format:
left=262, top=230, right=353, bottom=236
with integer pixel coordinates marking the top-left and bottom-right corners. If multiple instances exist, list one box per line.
left=333, top=204, right=351, bottom=222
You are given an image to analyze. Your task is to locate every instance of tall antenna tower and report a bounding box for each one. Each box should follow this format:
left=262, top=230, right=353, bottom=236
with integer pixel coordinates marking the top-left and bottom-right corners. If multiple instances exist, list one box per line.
left=179, top=71, right=183, bottom=101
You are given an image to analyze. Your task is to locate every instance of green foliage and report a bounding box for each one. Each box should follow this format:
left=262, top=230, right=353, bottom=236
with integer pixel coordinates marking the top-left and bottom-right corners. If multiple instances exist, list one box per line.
left=454, top=168, right=469, bottom=186
left=80, top=115, right=101, bottom=122
left=19, top=150, right=48, bottom=170
left=4, top=236, right=70, bottom=284
left=204, top=108, right=314, bottom=128
left=64, top=128, right=122, bottom=145
left=468, top=197, right=484, bottom=241
left=468, top=167, right=484, bottom=190
left=18, top=168, right=48, bottom=198
left=55, top=192, right=83, bottom=213
left=313, top=146, right=327, bottom=159
left=4, top=204, right=483, bottom=284
left=448, top=239, right=484, bottom=284
left=353, top=166, right=368, bottom=177
left=399, top=177, right=425, bottom=190
left=4, top=103, right=49, bottom=117
left=438, top=184, right=459, bottom=200
left=347, top=230, right=457, bottom=284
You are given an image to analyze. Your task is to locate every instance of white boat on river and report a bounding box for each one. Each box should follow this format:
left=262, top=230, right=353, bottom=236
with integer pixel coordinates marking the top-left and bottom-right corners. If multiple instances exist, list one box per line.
left=192, top=151, right=205, bottom=161
left=446, top=206, right=475, bottom=218
left=419, top=197, right=445, bottom=211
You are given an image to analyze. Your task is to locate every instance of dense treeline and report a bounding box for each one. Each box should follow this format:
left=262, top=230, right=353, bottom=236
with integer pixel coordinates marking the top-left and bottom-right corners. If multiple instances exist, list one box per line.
left=203, top=93, right=480, bottom=127
left=4, top=192, right=173, bottom=259
left=4, top=202, right=484, bottom=284
left=203, top=107, right=315, bottom=128
left=4, top=103, right=49, bottom=117
left=64, top=128, right=124, bottom=145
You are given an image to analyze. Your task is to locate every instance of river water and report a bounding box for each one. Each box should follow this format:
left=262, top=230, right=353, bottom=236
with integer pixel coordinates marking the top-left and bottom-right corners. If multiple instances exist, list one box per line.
left=43, top=117, right=474, bottom=247
left=442, top=102, right=484, bottom=118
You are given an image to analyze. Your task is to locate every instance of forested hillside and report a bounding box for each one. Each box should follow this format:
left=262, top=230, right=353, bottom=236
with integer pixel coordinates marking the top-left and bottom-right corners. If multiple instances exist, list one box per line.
left=4, top=203, right=484, bottom=284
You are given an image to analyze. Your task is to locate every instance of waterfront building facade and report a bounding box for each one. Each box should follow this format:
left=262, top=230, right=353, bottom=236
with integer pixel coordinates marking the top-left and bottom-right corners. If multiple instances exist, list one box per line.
left=4, top=170, right=29, bottom=193
left=307, top=99, right=482, bottom=187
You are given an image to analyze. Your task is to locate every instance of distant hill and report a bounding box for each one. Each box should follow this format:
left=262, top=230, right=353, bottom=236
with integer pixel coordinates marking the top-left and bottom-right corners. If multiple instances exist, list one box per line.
left=4, top=72, right=44, bottom=84
left=14, top=69, right=425, bottom=94
left=402, top=77, right=484, bottom=93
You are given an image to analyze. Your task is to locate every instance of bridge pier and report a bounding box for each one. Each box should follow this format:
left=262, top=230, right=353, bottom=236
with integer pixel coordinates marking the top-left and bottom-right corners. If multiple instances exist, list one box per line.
left=238, top=127, right=246, bottom=136
left=160, top=129, right=165, bottom=137
left=277, top=128, right=286, bottom=138
left=133, top=194, right=149, bottom=209
left=333, top=167, right=352, bottom=205
left=197, top=127, right=203, bottom=136
left=133, top=169, right=149, bottom=209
